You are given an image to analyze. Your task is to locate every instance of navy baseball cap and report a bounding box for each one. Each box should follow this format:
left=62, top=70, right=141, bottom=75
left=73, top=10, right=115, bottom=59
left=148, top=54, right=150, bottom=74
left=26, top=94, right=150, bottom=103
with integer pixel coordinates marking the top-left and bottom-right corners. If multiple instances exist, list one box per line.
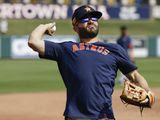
left=72, top=5, right=102, bottom=21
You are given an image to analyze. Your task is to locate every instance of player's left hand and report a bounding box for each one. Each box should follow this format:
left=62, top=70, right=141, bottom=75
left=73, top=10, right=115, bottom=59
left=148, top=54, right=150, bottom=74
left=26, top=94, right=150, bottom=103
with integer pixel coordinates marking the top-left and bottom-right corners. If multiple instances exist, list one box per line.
left=120, top=80, right=155, bottom=113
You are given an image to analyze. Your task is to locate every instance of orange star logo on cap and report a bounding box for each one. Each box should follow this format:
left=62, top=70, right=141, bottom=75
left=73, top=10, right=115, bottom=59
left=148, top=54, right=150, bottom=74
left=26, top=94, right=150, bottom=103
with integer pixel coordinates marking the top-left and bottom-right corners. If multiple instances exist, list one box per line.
left=85, top=7, right=91, bottom=12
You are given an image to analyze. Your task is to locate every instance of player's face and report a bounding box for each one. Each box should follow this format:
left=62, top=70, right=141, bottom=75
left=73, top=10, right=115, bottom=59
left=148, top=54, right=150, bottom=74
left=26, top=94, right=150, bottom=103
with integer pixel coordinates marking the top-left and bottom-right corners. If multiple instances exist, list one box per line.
left=121, top=30, right=128, bottom=36
left=77, top=17, right=99, bottom=39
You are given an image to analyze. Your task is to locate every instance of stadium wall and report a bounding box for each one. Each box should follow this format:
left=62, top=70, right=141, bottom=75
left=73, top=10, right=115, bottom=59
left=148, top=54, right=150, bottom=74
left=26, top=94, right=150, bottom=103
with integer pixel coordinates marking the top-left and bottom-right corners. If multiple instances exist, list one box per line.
left=0, top=3, right=151, bottom=20
left=1, top=4, right=160, bottom=20
left=0, top=35, right=159, bottom=59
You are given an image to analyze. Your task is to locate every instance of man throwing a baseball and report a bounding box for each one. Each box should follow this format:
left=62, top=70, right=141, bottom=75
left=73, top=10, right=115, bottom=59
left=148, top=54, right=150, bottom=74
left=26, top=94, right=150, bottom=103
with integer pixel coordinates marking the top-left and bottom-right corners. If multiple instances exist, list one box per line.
left=28, top=5, right=154, bottom=120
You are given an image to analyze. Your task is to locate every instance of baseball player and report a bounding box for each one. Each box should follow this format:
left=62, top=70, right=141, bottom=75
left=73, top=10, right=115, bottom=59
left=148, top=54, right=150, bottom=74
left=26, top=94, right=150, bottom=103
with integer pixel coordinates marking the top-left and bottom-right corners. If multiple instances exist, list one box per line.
left=28, top=5, right=153, bottom=120
left=116, top=26, right=135, bottom=85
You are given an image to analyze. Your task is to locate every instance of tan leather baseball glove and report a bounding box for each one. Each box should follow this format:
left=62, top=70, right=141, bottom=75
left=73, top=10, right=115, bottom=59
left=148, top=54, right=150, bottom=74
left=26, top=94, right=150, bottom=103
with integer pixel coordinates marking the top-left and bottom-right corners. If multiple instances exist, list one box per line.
left=120, top=80, right=155, bottom=114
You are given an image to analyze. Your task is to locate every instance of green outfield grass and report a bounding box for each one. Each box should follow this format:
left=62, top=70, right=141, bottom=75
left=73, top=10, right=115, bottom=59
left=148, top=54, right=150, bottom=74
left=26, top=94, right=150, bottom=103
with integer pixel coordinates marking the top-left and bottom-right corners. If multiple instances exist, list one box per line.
left=0, top=59, right=65, bottom=94
left=7, top=19, right=160, bottom=36
left=135, top=58, right=160, bottom=86
left=0, top=58, right=159, bottom=94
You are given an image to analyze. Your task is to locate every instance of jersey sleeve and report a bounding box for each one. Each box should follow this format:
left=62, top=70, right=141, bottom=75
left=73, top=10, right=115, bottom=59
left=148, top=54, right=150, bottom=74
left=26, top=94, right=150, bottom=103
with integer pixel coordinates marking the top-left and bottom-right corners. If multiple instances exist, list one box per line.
left=114, top=44, right=137, bottom=75
left=39, top=40, right=63, bottom=61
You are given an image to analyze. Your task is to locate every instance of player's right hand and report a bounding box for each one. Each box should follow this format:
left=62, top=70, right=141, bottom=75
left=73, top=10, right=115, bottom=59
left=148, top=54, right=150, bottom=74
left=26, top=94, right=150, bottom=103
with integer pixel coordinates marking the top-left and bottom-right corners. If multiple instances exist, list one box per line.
left=45, top=22, right=56, bottom=36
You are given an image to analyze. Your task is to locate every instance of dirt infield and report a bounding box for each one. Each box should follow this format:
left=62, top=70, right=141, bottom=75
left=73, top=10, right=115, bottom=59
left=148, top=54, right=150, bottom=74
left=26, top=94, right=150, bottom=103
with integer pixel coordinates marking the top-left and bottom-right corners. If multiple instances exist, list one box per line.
left=0, top=89, right=159, bottom=120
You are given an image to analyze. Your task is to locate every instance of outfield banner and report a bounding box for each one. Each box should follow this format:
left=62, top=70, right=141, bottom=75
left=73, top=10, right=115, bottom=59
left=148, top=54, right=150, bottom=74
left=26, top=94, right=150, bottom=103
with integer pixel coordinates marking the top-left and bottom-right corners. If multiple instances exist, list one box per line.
left=0, top=4, right=150, bottom=20
left=100, top=35, right=148, bottom=58
left=157, top=36, right=160, bottom=57
left=10, top=35, right=77, bottom=59
left=11, top=36, right=38, bottom=59
left=152, top=6, right=160, bottom=19
left=0, top=37, right=1, bottom=58
left=132, top=37, right=148, bottom=58
left=0, top=35, right=156, bottom=59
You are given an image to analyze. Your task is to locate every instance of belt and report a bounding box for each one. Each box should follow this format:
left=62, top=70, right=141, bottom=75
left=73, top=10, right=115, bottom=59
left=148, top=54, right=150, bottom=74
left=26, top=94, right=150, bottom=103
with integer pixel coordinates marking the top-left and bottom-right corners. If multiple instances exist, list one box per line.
left=65, top=116, right=115, bottom=120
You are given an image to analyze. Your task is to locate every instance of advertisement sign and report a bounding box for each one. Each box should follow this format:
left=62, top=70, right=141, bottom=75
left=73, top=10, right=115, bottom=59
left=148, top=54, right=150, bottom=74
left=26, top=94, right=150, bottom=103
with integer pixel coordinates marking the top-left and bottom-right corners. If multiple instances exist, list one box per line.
left=108, top=6, right=149, bottom=20
left=0, top=37, right=1, bottom=58
left=11, top=35, right=77, bottom=59
left=132, top=37, right=148, bottom=58
left=157, top=37, right=160, bottom=57
left=0, top=4, right=150, bottom=20
left=100, top=35, right=148, bottom=58
left=152, top=6, right=160, bottom=19
left=11, top=36, right=38, bottom=59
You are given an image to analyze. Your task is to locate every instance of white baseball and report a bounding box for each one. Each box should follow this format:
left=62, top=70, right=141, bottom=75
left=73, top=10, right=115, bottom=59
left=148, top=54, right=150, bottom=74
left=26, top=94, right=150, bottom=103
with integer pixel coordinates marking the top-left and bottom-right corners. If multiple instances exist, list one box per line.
left=52, top=25, right=56, bottom=31
left=48, top=22, right=56, bottom=35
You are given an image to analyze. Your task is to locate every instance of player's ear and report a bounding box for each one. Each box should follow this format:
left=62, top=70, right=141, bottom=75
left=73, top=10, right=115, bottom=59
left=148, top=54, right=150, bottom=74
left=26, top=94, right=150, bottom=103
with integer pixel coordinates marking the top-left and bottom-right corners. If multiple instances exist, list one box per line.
left=72, top=19, right=79, bottom=33
left=73, top=25, right=78, bottom=33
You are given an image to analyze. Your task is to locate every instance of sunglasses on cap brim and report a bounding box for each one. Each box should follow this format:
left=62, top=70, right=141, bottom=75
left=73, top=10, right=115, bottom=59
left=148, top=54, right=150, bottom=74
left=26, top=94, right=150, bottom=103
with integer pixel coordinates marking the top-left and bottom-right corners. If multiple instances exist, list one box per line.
left=79, top=17, right=98, bottom=23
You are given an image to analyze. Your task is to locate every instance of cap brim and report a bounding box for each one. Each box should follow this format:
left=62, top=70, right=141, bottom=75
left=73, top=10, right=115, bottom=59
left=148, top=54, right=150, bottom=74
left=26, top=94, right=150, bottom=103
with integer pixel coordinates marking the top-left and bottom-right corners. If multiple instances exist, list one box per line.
left=78, top=11, right=102, bottom=20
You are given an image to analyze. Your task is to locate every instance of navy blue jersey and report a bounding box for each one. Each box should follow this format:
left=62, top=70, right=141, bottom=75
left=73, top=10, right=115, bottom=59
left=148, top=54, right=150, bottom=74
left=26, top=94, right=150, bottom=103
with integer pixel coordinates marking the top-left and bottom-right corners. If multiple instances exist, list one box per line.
left=40, top=41, right=137, bottom=119
left=117, top=36, right=133, bottom=52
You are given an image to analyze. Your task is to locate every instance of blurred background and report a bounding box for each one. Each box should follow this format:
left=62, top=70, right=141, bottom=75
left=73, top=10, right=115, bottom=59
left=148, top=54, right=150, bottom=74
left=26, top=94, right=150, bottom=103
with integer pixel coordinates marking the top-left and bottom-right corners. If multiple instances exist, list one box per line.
left=0, top=0, right=160, bottom=93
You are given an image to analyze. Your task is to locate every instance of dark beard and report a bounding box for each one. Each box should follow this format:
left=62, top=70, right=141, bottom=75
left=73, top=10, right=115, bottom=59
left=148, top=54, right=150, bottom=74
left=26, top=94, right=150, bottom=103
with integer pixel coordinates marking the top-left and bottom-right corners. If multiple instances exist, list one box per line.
left=78, top=25, right=99, bottom=39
